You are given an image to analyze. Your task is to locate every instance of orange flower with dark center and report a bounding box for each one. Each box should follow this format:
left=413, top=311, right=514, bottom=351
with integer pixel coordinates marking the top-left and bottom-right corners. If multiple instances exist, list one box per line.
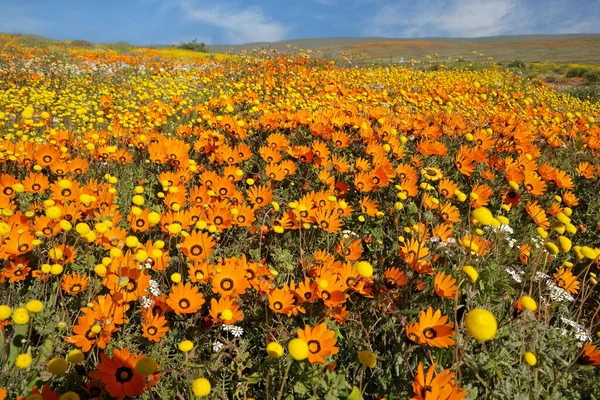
left=580, top=342, right=600, bottom=366
left=166, top=282, right=205, bottom=315
left=414, top=307, right=455, bottom=348
left=180, top=230, right=215, bottom=262
left=89, top=348, right=146, bottom=400
left=297, top=323, right=339, bottom=364
left=141, top=313, right=169, bottom=342
left=212, top=265, right=250, bottom=298
left=554, top=267, right=580, bottom=295
left=411, top=362, right=467, bottom=400
left=268, top=287, right=296, bottom=315
left=61, top=272, right=90, bottom=295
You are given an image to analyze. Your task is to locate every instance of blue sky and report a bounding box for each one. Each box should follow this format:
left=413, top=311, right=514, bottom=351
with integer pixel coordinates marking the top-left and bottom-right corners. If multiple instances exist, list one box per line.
left=0, top=0, right=598, bottom=45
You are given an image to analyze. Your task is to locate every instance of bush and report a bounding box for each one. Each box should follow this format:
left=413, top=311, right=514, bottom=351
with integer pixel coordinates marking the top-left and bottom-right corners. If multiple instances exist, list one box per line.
left=567, top=84, right=600, bottom=103
left=177, top=39, right=207, bottom=53
left=507, top=60, right=526, bottom=69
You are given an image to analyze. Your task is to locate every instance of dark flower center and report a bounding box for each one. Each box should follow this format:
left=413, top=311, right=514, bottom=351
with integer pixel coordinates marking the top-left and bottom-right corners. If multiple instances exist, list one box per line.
left=116, top=366, right=133, bottom=383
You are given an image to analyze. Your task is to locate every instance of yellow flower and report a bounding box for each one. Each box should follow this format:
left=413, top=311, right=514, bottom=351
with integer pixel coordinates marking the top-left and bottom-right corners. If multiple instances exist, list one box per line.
left=178, top=340, right=194, bottom=352
left=25, top=300, right=44, bottom=313
left=524, top=352, right=537, bottom=366
left=462, top=266, right=478, bottom=283
left=15, top=353, right=33, bottom=369
left=132, top=195, right=145, bottom=205
left=266, top=342, right=284, bottom=358
left=288, top=338, right=309, bottom=360
left=465, top=308, right=497, bottom=341
left=358, top=350, right=377, bottom=368
left=171, top=273, right=182, bottom=283
left=148, top=212, right=161, bottom=225
left=471, top=207, right=495, bottom=226
left=192, top=378, right=211, bottom=397
left=544, top=242, right=559, bottom=255
left=45, top=205, right=62, bottom=219
left=0, top=304, right=12, bottom=320
left=12, top=308, right=30, bottom=325
left=355, top=261, right=373, bottom=278
left=221, top=309, right=233, bottom=321
left=168, top=223, right=182, bottom=235
left=135, top=356, right=158, bottom=376
left=520, top=296, right=537, bottom=311
left=47, top=357, right=68, bottom=375
left=59, top=392, right=80, bottom=400
left=59, top=220, right=72, bottom=231
left=125, top=236, right=140, bottom=248
left=67, top=349, right=85, bottom=364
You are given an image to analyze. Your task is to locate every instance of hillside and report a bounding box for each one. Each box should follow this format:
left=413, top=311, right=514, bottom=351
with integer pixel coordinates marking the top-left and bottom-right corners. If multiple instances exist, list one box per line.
left=207, top=34, right=600, bottom=64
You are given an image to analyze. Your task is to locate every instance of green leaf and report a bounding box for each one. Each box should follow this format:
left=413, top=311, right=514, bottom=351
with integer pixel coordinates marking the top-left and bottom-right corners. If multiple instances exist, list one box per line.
left=294, top=381, right=308, bottom=395
left=6, top=323, right=28, bottom=369
left=347, top=386, right=363, bottom=400
left=494, top=282, right=515, bottom=294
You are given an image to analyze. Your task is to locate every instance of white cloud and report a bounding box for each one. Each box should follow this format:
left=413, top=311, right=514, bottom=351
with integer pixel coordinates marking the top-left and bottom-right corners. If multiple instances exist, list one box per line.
left=174, top=0, right=286, bottom=44
left=314, top=0, right=337, bottom=5
left=363, top=0, right=600, bottom=38
left=364, top=0, right=524, bottom=37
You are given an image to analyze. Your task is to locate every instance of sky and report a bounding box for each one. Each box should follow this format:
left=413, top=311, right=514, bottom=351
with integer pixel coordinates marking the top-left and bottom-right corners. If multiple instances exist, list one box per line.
left=0, top=0, right=598, bottom=45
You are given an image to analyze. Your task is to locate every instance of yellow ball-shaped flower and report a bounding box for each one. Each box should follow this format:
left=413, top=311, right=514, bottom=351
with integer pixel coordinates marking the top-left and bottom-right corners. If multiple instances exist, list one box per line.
left=520, top=296, right=537, bottom=311
left=355, top=261, right=373, bottom=278
left=135, top=356, right=158, bottom=376
left=47, top=357, right=68, bottom=375
left=12, top=307, right=30, bottom=325
left=15, top=353, right=33, bottom=369
left=67, top=349, right=85, bottom=364
left=45, top=205, right=62, bottom=219
left=462, top=266, right=478, bottom=283
left=178, top=340, right=194, bottom=352
left=25, top=300, right=44, bottom=313
left=266, top=342, right=284, bottom=358
left=464, top=308, right=497, bottom=341
left=0, top=304, right=12, bottom=320
left=358, top=350, right=377, bottom=368
left=524, top=352, right=537, bottom=366
left=192, top=378, right=211, bottom=397
left=288, top=338, right=309, bottom=361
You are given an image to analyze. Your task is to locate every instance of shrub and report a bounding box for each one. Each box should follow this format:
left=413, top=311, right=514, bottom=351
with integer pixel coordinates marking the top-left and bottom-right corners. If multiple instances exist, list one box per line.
left=177, top=39, right=207, bottom=53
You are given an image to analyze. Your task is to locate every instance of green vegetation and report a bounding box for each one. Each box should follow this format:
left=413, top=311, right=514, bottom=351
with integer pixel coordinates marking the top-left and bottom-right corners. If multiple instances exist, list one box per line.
left=177, top=38, right=208, bottom=53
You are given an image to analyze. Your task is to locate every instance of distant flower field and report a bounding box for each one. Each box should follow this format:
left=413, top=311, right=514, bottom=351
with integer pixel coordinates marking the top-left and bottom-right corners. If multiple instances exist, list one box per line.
left=1, top=35, right=600, bottom=399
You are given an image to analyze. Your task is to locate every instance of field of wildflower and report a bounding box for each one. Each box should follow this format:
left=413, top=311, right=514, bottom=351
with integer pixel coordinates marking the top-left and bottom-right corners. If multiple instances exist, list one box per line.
left=1, top=34, right=600, bottom=399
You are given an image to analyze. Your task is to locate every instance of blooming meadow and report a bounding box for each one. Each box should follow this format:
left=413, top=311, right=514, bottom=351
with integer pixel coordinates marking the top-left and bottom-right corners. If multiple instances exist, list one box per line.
left=1, top=35, right=600, bottom=399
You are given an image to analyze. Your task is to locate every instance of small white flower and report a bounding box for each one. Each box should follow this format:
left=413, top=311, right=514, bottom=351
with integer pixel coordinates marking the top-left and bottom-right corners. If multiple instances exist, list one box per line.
left=212, top=341, right=224, bottom=352
left=230, top=326, right=244, bottom=338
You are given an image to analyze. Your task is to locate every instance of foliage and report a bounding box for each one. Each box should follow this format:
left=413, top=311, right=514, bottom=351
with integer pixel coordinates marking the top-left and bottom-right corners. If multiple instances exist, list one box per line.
left=177, top=39, right=208, bottom=53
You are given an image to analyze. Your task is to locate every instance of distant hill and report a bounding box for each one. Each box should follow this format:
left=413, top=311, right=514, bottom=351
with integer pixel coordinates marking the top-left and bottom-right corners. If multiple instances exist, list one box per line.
left=207, top=34, right=600, bottom=64
left=3, top=33, right=600, bottom=64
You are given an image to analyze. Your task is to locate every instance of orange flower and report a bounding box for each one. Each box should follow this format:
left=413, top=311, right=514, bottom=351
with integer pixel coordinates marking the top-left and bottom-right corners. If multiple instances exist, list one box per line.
left=580, top=342, right=600, bottom=366
left=209, top=296, right=244, bottom=325
left=166, top=282, right=205, bottom=315
left=554, top=267, right=580, bottom=295
left=61, top=272, right=90, bottom=295
left=141, top=312, right=169, bottom=342
left=414, top=307, right=455, bottom=348
left=89, top=348, right=146, bottom=400
left=411, top=362, right=468, bottom=400
left=180, top=230, right=215, bottom=261
left=297, top=323, right=339, bottom=364
left=434, top=272, right=458, bottom=299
